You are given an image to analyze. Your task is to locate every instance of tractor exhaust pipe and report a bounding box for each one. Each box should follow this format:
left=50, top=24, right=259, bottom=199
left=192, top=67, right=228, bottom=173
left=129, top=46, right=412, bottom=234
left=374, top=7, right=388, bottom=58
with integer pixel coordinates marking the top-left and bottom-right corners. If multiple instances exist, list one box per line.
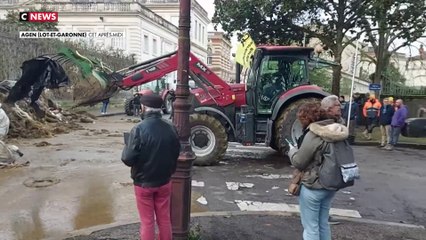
left=235, top=63, right=242, bottom=83
left=232, top=53, right=242, bottom=83
left=234, top=52, right=242, bottom=84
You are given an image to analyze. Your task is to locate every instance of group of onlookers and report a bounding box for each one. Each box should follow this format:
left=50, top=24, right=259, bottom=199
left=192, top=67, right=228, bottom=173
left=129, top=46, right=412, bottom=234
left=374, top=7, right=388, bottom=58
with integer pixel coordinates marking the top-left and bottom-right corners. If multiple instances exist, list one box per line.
left=339, top=94, right=409, bottom=150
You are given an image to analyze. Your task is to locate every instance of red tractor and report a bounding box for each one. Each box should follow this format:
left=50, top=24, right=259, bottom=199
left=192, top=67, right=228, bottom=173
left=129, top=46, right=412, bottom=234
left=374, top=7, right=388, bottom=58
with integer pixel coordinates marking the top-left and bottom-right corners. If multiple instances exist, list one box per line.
left=115, top=46, right=330, bottom=165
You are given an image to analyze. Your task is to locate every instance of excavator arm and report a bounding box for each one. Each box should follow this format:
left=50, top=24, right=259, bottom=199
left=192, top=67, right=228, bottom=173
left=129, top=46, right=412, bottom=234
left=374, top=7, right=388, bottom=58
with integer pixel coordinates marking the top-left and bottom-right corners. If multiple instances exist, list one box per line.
left=51, top=48, right=236, bottom=107
left=115, top=51, right=236, bottom=107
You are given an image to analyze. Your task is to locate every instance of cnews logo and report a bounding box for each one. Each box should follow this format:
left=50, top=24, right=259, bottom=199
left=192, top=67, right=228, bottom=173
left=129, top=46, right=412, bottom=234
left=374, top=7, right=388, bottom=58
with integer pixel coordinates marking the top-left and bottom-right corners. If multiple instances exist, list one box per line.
left=19, top=12, right=58, bottom=22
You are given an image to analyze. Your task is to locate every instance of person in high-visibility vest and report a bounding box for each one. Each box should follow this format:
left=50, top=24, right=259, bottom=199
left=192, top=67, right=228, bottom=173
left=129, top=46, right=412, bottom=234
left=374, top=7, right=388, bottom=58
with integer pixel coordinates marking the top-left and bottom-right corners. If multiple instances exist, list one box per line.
left=362, top=94, right=382, bottom=140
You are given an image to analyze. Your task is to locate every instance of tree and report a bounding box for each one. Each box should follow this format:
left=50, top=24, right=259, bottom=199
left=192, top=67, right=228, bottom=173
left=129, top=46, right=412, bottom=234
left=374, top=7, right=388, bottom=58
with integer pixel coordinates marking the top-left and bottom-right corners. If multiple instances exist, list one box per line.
left=4, top=7, right=58, bottom=31
left=212, top=0, right=305, bottom=45
left=213, top=0, right=368, bottom=95
left=360, top=0, right=426, bottom=85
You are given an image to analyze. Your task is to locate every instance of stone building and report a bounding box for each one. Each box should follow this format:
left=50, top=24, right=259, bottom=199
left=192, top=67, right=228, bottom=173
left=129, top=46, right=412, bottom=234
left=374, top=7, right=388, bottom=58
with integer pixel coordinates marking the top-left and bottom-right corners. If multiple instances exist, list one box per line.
left=206, top=31, right=233, bottom=82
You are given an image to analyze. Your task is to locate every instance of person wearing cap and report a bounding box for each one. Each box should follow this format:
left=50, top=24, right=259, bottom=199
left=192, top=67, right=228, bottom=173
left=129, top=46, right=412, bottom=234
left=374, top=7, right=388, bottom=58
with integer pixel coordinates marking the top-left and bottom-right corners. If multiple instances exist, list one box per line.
left=121, top=94, right=181, bottom=240
left=388, top=96, right=397, bottom=112
left=362, top=94, right=382, bottom=140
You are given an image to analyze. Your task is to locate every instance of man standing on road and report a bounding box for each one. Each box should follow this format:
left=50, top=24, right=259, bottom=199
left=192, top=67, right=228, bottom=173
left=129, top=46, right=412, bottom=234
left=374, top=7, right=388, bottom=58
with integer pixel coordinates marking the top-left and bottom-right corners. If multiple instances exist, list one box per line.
left=362, top=95, right=382, bottom=140
left=343, top=95, right=359, bottom=144
left=379, top=98, right=395, bottom=147
left=133, top=93, right=141, bottom=116
left=121, top=94, right=181, bottom=240
left=386, top=99, right=408, bottom=151
left=100, top=98, right=110, bottom=114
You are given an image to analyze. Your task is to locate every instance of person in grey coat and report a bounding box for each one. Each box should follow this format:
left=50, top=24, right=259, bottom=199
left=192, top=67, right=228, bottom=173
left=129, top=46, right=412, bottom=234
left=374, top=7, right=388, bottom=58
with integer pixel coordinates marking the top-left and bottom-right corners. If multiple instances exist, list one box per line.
left=288, top=103, right=349, bottom=240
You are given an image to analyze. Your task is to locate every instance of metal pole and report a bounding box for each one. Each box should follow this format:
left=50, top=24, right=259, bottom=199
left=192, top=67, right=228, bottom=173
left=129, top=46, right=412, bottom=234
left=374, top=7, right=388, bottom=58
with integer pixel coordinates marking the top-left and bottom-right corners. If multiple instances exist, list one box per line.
left=171, top=0, right=195, bottom=239
left=347, top=40, right=359, bottom=129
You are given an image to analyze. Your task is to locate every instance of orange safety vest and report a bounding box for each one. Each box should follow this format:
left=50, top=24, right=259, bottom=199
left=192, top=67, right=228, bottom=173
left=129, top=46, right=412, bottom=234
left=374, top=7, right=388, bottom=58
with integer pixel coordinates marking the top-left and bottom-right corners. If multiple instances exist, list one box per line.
left=363, top=100, right=382, bottom=118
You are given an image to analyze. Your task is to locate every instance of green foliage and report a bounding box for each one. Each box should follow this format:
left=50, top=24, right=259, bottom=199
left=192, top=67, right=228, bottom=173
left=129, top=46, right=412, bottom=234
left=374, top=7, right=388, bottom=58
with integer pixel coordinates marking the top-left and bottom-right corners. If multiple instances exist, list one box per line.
left=309, top=67, right=332, bottom=92
left=309, top=67, right=352, bottom=95
left=212, top=0, right=305, bottom=44
left=188, top=224, right=202, bottom=240
left=5, top=7, right=58, bottom=31
left=368, top=64, right=407, bottom=85
left=360, top=0, right=426, bottom=83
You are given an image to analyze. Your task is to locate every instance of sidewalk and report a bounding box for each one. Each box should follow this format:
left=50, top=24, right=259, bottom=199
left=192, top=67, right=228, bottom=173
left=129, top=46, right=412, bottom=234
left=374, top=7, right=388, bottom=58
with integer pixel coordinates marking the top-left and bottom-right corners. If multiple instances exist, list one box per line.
left=64, top=213, right=425, bottom=240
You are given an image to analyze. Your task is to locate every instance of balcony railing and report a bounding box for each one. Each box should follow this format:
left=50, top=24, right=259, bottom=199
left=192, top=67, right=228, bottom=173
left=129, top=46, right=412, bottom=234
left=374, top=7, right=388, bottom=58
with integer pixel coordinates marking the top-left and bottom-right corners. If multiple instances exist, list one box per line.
left=33, top=2, right=178, bottom=34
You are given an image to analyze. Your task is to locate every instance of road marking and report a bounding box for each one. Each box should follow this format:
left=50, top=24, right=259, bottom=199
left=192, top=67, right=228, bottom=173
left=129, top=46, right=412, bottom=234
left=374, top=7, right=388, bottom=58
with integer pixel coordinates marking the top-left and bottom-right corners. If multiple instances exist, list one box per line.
left=234, top=200, right=362, bottom=219
left=226, top=182, right=254, bottom=191
left=229, top=144, right=270, bottom=150
left=246, top=174, right=293, bottom=179
left=192, top=180, right=205, bottom=187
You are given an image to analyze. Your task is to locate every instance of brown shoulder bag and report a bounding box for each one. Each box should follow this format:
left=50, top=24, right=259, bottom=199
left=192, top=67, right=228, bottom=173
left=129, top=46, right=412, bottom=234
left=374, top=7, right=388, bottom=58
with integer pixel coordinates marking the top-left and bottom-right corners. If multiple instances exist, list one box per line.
left=288, top=169, right=304, bottom=196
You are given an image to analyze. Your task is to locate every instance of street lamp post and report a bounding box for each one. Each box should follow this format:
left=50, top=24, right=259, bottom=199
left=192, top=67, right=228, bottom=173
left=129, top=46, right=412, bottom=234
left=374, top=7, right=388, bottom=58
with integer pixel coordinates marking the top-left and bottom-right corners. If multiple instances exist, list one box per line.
left=171, top=0, right=195, bottom=239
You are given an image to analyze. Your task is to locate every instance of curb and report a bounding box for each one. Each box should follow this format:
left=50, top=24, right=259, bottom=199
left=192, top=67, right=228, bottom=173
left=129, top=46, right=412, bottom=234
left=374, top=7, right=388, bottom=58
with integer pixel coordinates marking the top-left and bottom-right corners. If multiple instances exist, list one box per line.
left=63, top=211, right=425, bottom=239
left=191, top=211, right=425, bottom=229
left=354, top=141, right=426, bottom=150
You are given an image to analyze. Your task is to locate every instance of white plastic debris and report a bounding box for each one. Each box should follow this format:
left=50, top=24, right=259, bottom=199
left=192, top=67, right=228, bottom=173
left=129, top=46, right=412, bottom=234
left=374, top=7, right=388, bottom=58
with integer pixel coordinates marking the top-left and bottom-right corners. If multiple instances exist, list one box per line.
left=226, top=182, right=254, bottom=191
left=350, top=197, right=355, bottom=201
left=191, top=180, right=205, bottom=187
left=0, top=105, right=10, bottom=140
left=272, top=186, right=280, bottom=190
left=342, top=191, right=351, bottom=194
left=196, top=196, right=208, bottom=205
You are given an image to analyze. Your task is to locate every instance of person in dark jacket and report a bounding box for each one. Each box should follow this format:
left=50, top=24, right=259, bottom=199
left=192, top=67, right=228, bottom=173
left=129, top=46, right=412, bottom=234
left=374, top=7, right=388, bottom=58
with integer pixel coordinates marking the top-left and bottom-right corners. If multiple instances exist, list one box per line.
left=342, top=95, right=359, bottom=144
left=100, top=98, right=109, bottom=114
left=378, top=98, right=395, bottom=147
left=121, top=94, right=181, bottom=240
left=133, top=93, right=141, bottom=116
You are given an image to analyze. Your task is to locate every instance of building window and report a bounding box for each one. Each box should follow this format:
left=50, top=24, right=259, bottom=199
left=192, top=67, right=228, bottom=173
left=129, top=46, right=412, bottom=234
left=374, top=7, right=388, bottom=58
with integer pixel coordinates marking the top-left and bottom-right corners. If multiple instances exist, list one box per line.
left=198, top=23, right=201, bottom=41
left=202, top=26, right=205, bottom=44
left=153, top=38, right=158, bottom=55
left=207, top=56, right=212, bottom=65
left=194, top=20, right=198, bottom=40
left=143, top=35, right=149, bottom=53
left=111, top=37, right=125, bottom=50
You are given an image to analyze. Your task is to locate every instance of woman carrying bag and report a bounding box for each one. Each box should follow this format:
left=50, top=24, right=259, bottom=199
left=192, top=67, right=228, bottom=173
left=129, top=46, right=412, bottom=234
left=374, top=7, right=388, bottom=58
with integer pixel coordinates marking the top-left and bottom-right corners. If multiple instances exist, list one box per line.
left=288, top=102, right=350, bottom=240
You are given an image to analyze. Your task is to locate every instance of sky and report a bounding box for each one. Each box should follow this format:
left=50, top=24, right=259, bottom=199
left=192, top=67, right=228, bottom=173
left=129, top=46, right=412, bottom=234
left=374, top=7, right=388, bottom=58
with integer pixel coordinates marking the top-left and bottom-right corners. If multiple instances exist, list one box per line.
left=197, top=0, right=425, bottom=57
left=197, top=0, right=239, bottom=52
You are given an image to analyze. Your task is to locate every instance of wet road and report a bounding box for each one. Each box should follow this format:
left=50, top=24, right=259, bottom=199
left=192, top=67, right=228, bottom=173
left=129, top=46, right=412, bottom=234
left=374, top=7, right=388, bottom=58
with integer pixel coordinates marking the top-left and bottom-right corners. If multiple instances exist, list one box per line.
left=0, top=114, right=425, bottom=240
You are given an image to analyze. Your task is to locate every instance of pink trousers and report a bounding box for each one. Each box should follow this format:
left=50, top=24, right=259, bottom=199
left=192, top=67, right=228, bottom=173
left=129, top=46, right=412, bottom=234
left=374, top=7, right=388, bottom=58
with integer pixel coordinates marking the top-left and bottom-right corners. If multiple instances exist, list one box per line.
left=134, top=182, right=172, bottom=240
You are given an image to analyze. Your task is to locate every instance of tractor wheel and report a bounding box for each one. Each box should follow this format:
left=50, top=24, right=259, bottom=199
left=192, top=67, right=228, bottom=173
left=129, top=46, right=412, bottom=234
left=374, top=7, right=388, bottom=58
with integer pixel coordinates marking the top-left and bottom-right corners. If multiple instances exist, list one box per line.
left=274, top=98, right=321, bottom=156
left=190, top=113, right=228, bottom=166
left=124, top=98, right=134, bottom=116
left=163, top=93, right=173, bottom=114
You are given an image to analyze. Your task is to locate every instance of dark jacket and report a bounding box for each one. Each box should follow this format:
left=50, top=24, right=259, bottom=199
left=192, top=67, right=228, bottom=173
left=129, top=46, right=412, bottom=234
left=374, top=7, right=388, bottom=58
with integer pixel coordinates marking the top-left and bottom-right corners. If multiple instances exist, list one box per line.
left=290, top=119, right=349, bottom=189
left=121, top=111, right=181, bottom=187
left=133, top=95, right=141, bottom=105
left=343, top=101, right=359, bottom=121
left=379, top=104, right=395, bottom=125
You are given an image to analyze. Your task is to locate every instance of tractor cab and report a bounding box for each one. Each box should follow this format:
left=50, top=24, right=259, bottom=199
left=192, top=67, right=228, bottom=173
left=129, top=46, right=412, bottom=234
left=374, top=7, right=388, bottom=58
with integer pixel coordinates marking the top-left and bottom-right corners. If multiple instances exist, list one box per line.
left=243, top=46, right=314, bottom=115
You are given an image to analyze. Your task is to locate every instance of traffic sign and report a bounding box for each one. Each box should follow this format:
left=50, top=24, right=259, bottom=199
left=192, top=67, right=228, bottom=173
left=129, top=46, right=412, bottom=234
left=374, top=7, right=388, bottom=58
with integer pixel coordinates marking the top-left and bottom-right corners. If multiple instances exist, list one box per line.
left=369, top=83, right=381, bottom=91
